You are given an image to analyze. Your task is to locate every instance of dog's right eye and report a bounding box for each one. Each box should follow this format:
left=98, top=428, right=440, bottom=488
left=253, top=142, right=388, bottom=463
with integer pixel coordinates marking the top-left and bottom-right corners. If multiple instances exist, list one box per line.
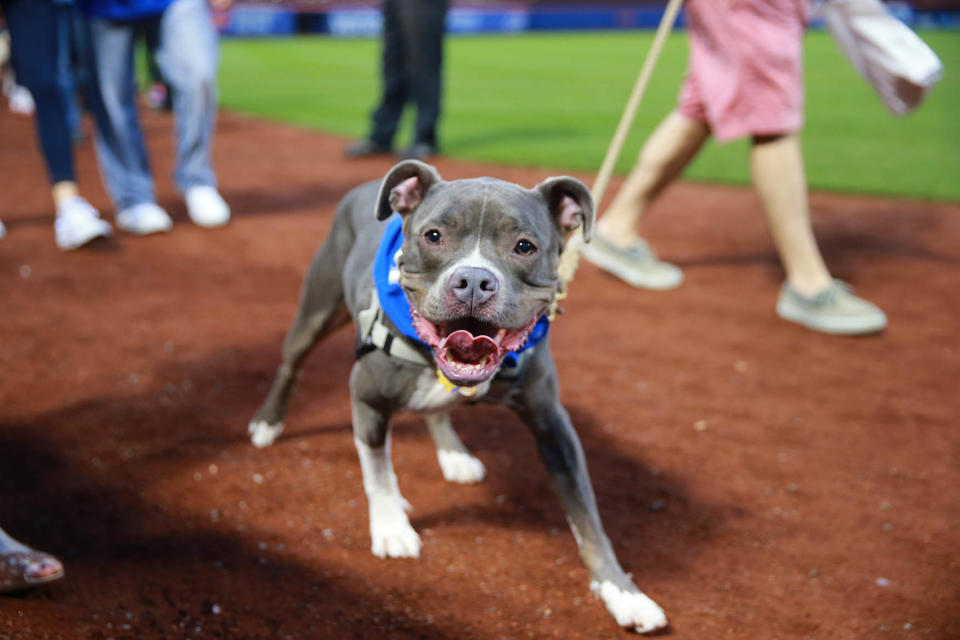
left=424, top=230, right=442, bottom=244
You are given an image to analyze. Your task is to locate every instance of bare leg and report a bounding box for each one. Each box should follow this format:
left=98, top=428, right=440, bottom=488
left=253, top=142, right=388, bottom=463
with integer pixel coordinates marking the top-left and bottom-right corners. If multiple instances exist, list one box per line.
left=750, top=133, right=831, bottom=297
left=51, top=180, right=78, bottom=207
left=753, top=134, right=886, bottom=334
left=596, top=111, right=710, bottom=247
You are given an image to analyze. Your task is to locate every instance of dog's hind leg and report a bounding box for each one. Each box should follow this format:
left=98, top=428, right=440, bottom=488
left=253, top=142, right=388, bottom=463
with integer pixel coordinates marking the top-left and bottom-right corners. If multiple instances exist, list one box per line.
left=249, top=229, right=353, bottom=448
left=425, top=413, right=486, bottom=484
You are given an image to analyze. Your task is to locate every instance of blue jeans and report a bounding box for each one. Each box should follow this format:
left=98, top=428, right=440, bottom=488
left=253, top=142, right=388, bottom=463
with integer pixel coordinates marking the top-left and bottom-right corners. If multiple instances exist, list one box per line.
left=2, top=0, right=75, bottom=184
left=86, top=0, right=219, bottom=211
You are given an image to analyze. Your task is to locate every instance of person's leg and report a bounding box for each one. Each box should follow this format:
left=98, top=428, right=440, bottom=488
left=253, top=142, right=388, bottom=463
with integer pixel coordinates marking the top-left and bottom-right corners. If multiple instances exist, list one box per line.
left=55, top=5, right=81, bottom=141
left=4, top=0, right=76, bottom=191
left=367, top=0, right=408, bottom=150
left=155, top=0, right=218, bottom=193
left=583, top=112, right=709, bottom=290
left=407, top=0, right=447, bottom=153
left=4, top=0, right=111, bottom=248
left=154, top=0, right=229, bottom=227
left=752, top=133, right=886, bottom=334
left=596, top=111, right=709, bottom=247
left=85, top=16, right=157, bottom=212
left=750, top=133, right=831, bottom=296
left=0, top=524, right=64, bottom=593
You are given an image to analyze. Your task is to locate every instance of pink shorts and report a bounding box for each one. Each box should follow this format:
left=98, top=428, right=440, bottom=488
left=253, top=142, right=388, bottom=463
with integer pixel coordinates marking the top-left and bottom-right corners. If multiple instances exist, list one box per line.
left=677, top=0, right=808, bottom=142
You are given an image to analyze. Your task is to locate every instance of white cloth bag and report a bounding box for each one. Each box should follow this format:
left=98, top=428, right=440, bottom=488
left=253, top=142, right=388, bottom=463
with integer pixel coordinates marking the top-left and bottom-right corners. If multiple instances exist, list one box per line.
left=822, top=0, right=943, bottom=115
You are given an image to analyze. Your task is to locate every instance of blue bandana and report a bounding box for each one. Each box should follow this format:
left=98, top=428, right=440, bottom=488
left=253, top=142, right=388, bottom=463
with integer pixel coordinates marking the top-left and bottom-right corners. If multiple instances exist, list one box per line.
left=373, top=215, right=549, bottom=369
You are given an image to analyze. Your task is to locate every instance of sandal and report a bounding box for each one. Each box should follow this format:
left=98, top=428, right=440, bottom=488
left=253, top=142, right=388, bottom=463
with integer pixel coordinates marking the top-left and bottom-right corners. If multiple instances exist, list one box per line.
left=0, top=549, right=65, bottom=594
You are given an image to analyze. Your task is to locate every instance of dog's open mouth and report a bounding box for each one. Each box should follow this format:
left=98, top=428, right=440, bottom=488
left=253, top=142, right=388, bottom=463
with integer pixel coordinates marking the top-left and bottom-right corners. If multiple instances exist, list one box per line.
left=411, top=310, right=539, bottom=385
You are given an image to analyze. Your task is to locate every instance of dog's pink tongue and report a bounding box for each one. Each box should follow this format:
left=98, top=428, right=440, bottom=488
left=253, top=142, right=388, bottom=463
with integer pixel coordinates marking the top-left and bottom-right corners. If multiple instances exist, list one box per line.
left=444, top=330, right=499, bottom=364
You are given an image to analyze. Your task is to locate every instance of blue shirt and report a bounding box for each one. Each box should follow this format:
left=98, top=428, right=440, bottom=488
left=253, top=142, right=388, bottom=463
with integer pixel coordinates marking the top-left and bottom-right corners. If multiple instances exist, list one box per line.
left=78, top=0, right=174, bottom=20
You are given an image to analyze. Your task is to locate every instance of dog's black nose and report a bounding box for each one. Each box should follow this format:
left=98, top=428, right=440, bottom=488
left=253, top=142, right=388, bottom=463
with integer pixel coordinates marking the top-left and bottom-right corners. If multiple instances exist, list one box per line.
left=449, top=266, right=499, bottom=308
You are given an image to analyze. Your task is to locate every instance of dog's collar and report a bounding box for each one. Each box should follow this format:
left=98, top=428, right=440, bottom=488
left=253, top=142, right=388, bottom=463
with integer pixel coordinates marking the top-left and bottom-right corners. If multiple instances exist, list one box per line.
left=359, top=214, right=549, bottom=376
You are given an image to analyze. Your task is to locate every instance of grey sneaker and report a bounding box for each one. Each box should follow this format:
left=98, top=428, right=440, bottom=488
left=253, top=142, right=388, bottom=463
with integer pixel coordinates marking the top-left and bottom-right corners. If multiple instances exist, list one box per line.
left=583, top=234, right=683, bottom=290
left=776, top=279, right=887, bottom=335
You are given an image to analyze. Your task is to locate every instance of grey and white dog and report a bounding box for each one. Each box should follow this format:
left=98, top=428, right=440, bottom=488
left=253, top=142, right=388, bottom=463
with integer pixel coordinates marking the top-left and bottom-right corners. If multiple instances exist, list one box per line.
left=247, top=160, right=667, bottom=633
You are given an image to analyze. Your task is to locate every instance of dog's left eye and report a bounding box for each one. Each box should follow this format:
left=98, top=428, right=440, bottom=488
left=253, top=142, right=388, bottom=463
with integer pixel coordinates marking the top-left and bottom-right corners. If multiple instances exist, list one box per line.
left=424, top=229, right=442, bottom=244
left=514, top=239, right=537, bottom=255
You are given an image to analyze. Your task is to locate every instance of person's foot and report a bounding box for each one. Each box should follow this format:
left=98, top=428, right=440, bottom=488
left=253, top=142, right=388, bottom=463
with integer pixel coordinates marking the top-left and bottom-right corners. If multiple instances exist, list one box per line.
left=0, top=548, right=65, bottom=594
left=54, top=196, right=112, bottom=250
left=7, top=84, right=34, bottom=115
left=345, top=139, right=392, bottom=158
left=401, top=142, right=438, bottom=160
left=582, top=233, right=683, bottom=290
left=776, top=279, right=887, bottom=335
left=116, top=202, right=173, bottom=235
left=184, top=185, right=230, bottom=228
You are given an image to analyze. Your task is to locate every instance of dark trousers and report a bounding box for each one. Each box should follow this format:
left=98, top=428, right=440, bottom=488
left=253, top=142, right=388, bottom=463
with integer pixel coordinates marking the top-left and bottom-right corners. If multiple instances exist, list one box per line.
left=2, top=0, right=75, bottom=184
left=369, top=0, right=447, bottom=148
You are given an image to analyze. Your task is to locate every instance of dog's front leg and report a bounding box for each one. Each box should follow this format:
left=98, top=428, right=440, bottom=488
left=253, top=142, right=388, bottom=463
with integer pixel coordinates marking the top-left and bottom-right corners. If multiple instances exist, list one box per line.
left=352, top=397, right=422, bottom=559
left=425, top=413, right=486, bottom=484
left=512, top=357, right=667, bottom=633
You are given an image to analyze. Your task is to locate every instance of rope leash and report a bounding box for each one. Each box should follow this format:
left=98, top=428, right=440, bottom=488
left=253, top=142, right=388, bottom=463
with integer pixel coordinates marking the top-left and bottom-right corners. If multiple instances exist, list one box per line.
left=550, top=0, right=685, bottom=320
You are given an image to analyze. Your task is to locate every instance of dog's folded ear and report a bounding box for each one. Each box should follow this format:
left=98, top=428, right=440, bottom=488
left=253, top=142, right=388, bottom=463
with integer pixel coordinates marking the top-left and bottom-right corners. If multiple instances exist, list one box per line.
left=376, top=160, right=444, bottom=221
left=534, top=176, right=595, bottom=243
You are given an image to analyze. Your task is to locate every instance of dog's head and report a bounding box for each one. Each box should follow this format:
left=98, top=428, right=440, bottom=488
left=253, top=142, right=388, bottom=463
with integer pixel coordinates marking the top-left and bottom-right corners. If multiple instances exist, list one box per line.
left=375, top=160, right=593, bottom=386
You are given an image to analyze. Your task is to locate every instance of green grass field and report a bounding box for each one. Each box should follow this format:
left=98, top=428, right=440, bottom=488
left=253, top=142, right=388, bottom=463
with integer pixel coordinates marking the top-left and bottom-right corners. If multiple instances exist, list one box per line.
left=218, top=31, right=959, bottom=201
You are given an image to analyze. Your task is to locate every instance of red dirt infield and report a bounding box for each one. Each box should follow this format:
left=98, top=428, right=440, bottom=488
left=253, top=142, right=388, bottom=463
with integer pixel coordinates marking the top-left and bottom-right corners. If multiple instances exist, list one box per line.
left=1, top=107, right=958, bottom=639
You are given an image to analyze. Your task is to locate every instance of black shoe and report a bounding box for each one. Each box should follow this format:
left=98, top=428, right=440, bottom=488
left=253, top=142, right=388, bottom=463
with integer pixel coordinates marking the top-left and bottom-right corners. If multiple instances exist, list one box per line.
left=345, top=139, right=392, bottom=157
left=401, top=142, right=438, bottom=160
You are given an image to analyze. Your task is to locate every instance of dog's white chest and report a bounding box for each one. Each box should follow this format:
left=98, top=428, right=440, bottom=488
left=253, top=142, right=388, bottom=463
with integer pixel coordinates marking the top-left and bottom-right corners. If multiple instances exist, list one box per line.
left=407, top=369, right=491, bottom=412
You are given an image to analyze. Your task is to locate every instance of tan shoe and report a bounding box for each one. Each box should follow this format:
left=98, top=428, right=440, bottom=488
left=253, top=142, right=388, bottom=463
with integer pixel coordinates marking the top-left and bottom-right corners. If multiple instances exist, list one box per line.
left=776, top=280, right=887, bottom=335
left=583, top=234, right=683, bottom=290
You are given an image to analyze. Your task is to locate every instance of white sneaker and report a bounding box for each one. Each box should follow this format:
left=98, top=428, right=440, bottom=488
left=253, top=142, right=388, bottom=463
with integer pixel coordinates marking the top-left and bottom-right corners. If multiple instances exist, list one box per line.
left=116, top=202, right=173, bottom=235
left=54, top=197, right=112, bottom=250
left=184, top=186, right=230, bottom=228
left=8, top=84, right=35, bottom=115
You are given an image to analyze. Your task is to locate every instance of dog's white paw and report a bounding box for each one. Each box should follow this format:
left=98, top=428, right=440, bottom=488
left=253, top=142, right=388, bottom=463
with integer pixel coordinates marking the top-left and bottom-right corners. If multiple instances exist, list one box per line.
left=590, top=580, right=668, bottom=634
left=437, top=449, right=486, bottom=484
left=369, top=495, right=422, bottom=558
left=249, top=420, right=284, bottom=448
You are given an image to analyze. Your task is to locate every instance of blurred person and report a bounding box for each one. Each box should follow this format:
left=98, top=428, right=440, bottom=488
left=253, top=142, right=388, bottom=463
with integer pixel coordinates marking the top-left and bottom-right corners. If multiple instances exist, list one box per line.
left=584, top=0, right=887, bottom=336
left=142, top=30, right=172, bottom=112
left=0, top=0, right=112, bottom=249
left=79, top=0, right=231, bottom=234
left=0, top=524, right=64, bottom=594
left=347, top=0, right=448, bottom=160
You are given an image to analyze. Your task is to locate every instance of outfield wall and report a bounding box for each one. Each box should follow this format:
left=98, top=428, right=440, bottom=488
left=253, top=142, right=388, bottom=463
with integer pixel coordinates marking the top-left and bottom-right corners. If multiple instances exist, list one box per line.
left=215, top=1, right=960, bottom=36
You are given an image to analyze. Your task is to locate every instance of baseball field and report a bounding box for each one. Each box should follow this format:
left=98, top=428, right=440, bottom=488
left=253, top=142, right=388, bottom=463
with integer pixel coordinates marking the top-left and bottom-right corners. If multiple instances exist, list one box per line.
left=1, top=30, right=958, bottom=639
